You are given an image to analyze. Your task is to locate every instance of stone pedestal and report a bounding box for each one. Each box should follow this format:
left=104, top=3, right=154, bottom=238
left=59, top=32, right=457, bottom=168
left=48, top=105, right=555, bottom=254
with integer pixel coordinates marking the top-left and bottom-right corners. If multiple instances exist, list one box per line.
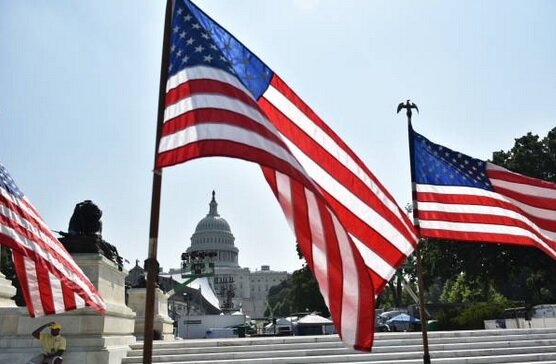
left=0, top=272, right=21, bottom=341
left=0, top=254, right=136, bottom=364
left=128, top=287, right=174, bottom=340
left=0, top=271, right=16, bottom=308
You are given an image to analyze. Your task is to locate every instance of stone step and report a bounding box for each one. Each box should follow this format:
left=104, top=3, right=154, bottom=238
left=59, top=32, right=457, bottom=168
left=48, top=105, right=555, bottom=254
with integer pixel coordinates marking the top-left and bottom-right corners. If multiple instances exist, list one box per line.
left=122, top=345, right=556, bottom=363
left=128, top=328, right=556, bottom=351
left=123, top=329, right=556, bottom=364
left=126, top=337, right=556, bottom=357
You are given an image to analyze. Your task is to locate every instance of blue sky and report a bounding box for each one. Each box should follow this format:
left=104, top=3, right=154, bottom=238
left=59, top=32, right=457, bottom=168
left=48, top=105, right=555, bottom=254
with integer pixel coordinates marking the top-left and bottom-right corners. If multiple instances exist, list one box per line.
left=1, top=1, right=554, bottom=274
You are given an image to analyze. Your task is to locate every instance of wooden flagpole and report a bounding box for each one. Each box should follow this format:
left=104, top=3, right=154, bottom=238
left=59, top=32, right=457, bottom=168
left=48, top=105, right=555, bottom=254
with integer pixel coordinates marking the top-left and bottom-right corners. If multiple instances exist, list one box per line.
left=143, top=0, right=173, bottom=363
left=399, top=100, right=431, bottom=364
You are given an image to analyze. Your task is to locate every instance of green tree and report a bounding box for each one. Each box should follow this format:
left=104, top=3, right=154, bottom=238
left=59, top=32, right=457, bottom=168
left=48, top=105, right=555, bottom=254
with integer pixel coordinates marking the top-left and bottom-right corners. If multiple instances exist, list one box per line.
left=266, top=244, right=330, bottom=317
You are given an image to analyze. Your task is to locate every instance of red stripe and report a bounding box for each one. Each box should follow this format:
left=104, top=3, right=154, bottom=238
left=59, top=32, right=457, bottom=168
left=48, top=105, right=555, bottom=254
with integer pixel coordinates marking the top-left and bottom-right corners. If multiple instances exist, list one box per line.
left=417, top=210, right=547, bottom=246
left=259, top=97, right=416, bottom=244
left=0, top=214, right=103, bottom=314
left=0, top=196, right=104, bottom=314
left=161, top=108, right=287, bottom=150
left=165, top=78, right=259, bottom=110
left=35, top=262, right=55, bottom=315
left=268, top=75, right=404, bottom=208
left=415, top=191, right=556, bottom=233
left=289, top=180, right=315, bottom=269
left=487, top=166, right=556, bottom=190
left=262, top=167, right=374, bottom=349
left=493, top=185, right=556, bottom=212
left=419, top=228, right=549, bottom=251
left=12, top=252, right=35, bottom=316
left=0, top=195, right=100, bottom=295
left=318, top=203, right=343, bottom=336
left=353, top=254, right=375, bottom=351
left=61, top=280, right=77, bottom=311
left=368, top=269, right=387, bottom=295
left=157, top=140, right=316, bottom=188
left=322, top=190, right=409, bottom=269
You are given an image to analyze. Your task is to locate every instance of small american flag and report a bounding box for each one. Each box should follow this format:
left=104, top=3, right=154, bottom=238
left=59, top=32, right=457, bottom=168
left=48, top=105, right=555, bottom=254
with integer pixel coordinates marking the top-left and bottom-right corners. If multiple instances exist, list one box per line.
left=156, top=0, right=418, bottom=350
left=0, top=162, right=105, bottom=317
left=411, top=127, right=556, bottom=259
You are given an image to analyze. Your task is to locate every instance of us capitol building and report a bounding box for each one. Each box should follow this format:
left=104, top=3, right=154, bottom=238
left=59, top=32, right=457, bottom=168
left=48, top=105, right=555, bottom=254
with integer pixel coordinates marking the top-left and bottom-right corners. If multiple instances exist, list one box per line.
left=167, top=191, right=289, bottom=318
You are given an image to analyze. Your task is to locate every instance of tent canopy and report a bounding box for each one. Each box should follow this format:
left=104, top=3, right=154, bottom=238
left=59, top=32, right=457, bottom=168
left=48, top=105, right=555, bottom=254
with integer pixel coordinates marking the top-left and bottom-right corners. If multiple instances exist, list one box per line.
left=297, top=313, right=333, bottom=325
left=386, top=313, right=420, bottom=323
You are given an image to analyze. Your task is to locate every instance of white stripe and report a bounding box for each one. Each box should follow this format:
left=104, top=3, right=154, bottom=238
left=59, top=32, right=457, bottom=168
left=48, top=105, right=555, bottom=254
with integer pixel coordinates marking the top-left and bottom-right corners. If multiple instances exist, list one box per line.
left=48, top=271, right=65, bottom=314
left=283, top=138, right=415, bottom=256
left=158, top=123, right=310, bottom=181
left=0, top=217, right=105, bottom=309
left=166, top=65, right=250, bottom=96
left=351, top=235, right=397, bottom=281
left=74, top=293, right=86, bottom=309
left=331, top=214, right=358, bottom=347
left=1, top=189, right=86, bottom=274
left=490, top=177, right=556, bottom=201
left=305, top=189, right=330, bottom=308
left=23, top=256, right=44, bottom=317
left=416, top=184, right=555, bottom=222
left=163, top=92, right=272, bottom=132
left=418, top=220, right=556, bottom=258
left=275, top=172, right=295, bottom=232
left=263, top=86, right=416, bottom=240
left=417, top=201, right=556, bottom=241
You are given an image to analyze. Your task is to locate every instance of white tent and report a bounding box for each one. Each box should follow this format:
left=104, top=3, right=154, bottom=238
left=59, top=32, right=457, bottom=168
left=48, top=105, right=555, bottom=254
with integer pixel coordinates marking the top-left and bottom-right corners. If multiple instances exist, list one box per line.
left=265, top=317, right=293, bottom=334
left=297, top=314, right=332, bottom=325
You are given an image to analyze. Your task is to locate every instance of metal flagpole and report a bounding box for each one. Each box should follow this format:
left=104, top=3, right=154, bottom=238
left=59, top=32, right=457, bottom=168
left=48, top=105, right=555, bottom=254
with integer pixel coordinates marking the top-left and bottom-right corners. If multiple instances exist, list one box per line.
left=398, top=100, right=431, bottom=364
left=143, top=0, right=173, bottom=363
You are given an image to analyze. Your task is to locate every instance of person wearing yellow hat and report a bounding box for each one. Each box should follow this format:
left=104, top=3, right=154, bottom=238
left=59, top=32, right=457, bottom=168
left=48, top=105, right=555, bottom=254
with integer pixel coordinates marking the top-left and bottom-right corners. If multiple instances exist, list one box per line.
left=27, top=321, right=66, bottom=364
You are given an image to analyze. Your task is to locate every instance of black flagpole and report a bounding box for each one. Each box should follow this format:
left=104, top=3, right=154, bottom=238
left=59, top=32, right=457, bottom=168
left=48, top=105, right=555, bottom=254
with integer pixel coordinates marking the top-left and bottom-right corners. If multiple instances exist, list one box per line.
left=398, top=100, right=432, bottom=364
left=143, top=0, right=173, bottom=363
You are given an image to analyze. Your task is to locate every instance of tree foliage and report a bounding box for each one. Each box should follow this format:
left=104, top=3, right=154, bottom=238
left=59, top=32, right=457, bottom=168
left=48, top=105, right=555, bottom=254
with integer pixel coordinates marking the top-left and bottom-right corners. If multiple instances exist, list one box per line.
left=265, top=265, right=329, bottom=317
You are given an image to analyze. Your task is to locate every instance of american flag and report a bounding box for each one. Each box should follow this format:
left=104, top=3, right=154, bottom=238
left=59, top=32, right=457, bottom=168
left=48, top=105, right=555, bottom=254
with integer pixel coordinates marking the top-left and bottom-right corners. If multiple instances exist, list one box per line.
left=0, top=163, right=105, bottom=317
left=157, top=0, right=417, bottom=350
left=411, top=127, right=556, bottom=259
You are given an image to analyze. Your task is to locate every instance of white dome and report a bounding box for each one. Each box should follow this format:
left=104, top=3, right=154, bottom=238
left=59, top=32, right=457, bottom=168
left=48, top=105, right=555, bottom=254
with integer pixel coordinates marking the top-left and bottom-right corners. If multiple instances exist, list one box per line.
left=195, top=215, right=231, bottom=233
left=188, top=191, right=239, bottom=267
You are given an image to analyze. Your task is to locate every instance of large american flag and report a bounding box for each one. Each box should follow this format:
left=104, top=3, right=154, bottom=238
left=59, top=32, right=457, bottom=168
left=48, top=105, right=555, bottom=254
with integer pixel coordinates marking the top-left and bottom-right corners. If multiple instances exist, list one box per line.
left=411, top=127, right=556, bottom=259
left=156, top=0, right=417, bottom=350
left=0, top=163, right=105, bottom=317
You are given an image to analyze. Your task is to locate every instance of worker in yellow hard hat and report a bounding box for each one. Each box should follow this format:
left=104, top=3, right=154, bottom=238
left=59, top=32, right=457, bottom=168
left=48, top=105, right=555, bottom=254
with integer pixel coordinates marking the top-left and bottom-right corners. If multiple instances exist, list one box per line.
left=27, top=321, right=66, bottom=364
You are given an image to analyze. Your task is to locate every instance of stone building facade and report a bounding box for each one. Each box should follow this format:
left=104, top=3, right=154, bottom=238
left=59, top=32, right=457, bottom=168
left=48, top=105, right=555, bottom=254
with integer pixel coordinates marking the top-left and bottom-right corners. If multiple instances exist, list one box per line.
left=174, top=191, right=289, bottom=318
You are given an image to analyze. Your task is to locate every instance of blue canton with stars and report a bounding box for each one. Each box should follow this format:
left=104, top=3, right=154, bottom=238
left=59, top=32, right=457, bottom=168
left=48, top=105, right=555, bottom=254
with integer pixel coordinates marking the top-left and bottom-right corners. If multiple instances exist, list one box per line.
left=169, top=0, right=273, bottom=100
left=0, top=163, right=24, bottom=199
left=411, top=129, right=493, bottom=191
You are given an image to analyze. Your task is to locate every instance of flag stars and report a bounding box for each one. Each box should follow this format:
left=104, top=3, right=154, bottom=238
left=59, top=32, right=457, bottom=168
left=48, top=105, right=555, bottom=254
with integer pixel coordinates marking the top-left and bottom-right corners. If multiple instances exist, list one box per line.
left=184, top=14, right=192, bottom=22
left=192, top=23, right=201, bottom=29
left=181, top=55, right=190, bottom=64
left=173, top=25, right=180, bottom=33
left=179, top=31, right=187, bottom=39
left=194, top=45, right=205, bottom=53
left=186, top=37, right=195, bottom=45
left=203, top=54, right=214, bottom=63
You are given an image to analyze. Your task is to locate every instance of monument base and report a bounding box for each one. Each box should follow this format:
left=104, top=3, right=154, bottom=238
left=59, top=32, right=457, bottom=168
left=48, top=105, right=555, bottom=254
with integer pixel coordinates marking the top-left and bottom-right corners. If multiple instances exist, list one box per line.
left=0, top=254, right=136, bottom=364
left=127, top=287, right=174, bottom=340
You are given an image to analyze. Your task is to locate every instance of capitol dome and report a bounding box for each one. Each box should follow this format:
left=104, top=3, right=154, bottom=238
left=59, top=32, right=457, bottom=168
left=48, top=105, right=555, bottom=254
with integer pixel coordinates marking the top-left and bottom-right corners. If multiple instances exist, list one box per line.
left=187, top=191, right=239, bottom=267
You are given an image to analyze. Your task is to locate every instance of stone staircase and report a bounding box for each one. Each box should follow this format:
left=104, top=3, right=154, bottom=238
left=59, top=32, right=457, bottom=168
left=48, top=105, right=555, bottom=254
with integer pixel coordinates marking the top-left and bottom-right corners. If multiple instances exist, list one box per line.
left=123, top=327, right=556, bottom=363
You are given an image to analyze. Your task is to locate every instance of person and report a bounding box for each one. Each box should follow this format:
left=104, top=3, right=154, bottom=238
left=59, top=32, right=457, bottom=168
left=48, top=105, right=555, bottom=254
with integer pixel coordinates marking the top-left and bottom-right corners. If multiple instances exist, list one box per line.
left=27, top=321, right=66, bottom=364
